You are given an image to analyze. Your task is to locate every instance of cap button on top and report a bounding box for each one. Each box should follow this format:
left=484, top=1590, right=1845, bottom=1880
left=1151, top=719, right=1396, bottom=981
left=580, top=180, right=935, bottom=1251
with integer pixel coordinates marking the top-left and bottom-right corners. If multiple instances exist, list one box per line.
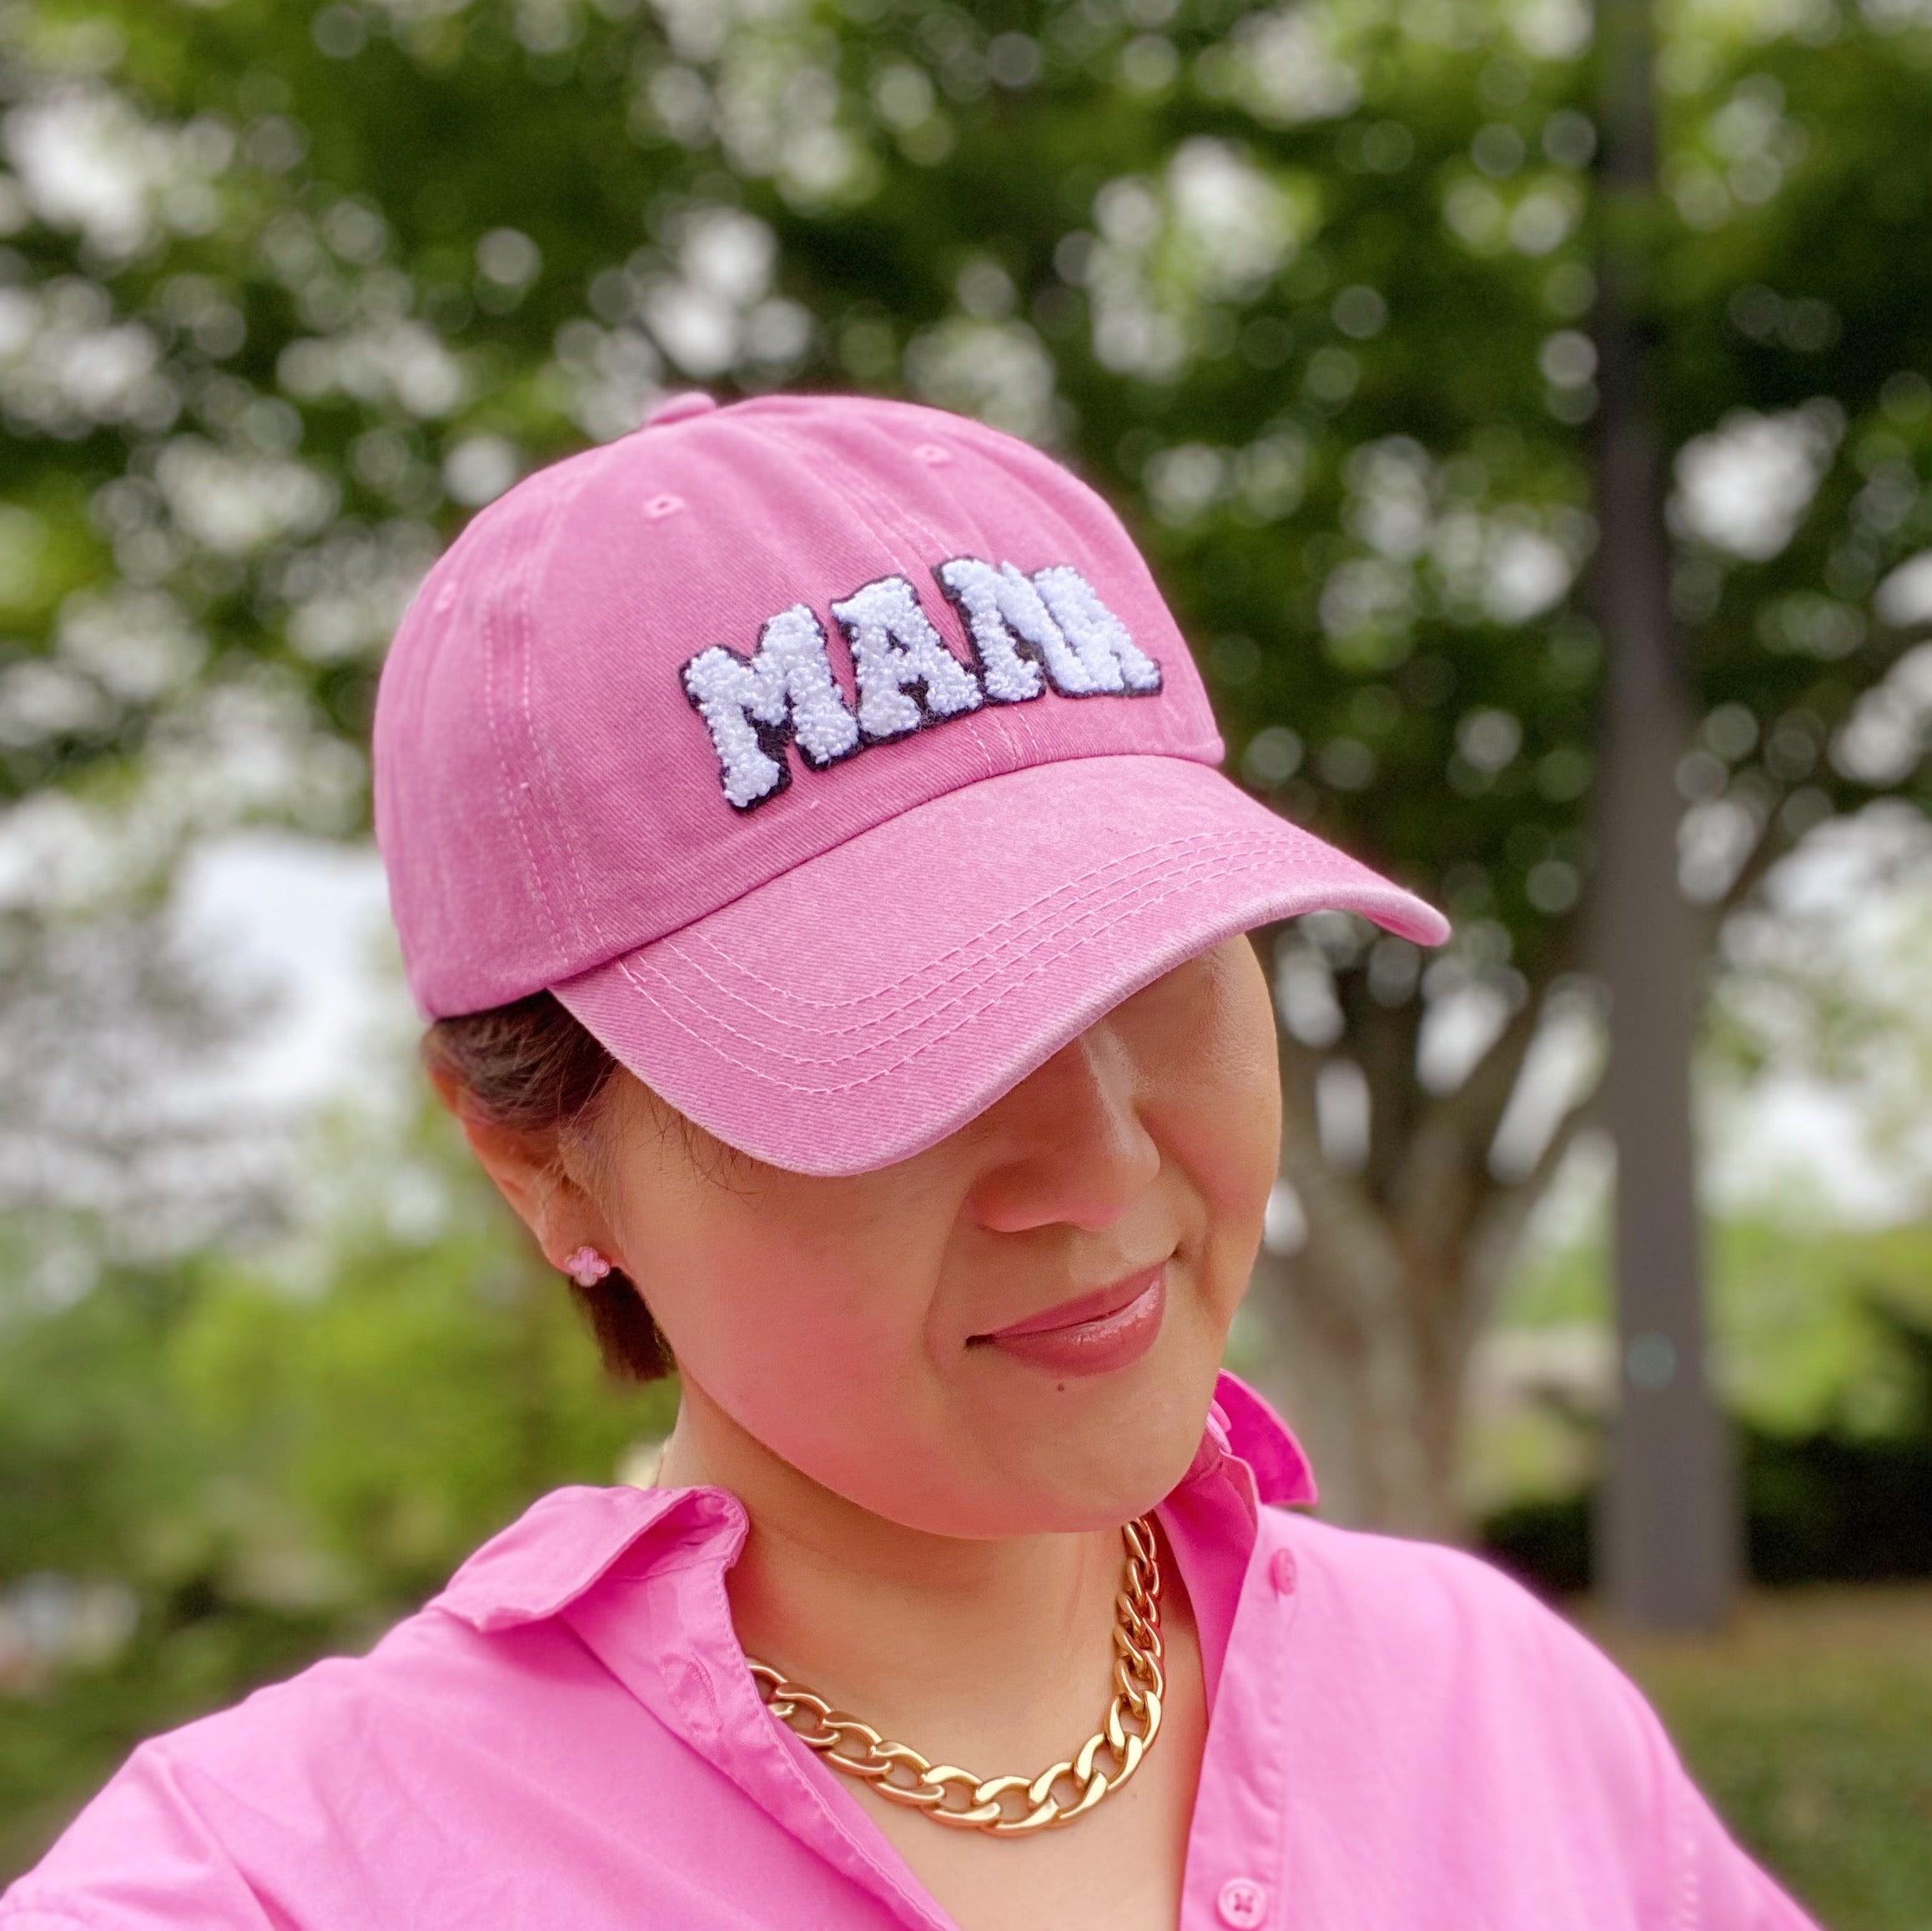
left=645, top=390, right=718, bottom=427
left=1217, top=1877, right=1270, bottom=1927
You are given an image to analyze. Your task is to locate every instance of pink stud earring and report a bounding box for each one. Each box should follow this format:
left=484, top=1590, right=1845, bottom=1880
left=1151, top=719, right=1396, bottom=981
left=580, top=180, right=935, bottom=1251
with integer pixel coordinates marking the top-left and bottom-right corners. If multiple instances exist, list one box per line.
left=562, top=1245, right=612, bottom=1288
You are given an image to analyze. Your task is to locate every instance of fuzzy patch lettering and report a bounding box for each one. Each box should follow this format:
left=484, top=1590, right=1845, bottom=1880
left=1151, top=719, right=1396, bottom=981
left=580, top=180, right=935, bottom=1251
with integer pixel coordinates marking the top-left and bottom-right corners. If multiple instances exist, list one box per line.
left=1029, top=566, right=1164, bottom=696
left=933, top=557, right=1055, bottom=703
left=682, top=604, right=862, bottom=810
left=830, top=573, right=984, bottom=742
left=682, top=561, right=1160, bottom=811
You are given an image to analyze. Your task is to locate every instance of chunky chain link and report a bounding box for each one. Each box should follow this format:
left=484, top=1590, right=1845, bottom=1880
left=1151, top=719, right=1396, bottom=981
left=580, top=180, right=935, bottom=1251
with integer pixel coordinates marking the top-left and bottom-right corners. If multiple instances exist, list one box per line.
left=747, top=1516, right=1164, bottom=1838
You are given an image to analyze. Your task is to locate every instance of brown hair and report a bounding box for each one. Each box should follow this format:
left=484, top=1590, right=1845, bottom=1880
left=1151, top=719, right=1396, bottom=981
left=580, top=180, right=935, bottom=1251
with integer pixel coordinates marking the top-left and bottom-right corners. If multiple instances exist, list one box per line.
left=422, top=992, right=674, bottom=1381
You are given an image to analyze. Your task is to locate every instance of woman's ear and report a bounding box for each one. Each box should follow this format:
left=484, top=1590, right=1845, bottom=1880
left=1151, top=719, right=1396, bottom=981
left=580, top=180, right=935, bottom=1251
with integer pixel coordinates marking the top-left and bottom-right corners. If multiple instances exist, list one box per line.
left=428, top=1067, right=611, bottom=1271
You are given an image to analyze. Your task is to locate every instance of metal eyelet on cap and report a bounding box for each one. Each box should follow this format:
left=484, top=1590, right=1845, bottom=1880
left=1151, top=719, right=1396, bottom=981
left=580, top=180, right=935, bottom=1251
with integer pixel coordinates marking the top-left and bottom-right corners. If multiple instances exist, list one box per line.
left=646, top=391, right=718, bottom=427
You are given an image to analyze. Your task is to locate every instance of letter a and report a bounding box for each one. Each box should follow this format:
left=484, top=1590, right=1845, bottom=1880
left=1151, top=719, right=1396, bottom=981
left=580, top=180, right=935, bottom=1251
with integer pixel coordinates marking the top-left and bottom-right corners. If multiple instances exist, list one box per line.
left=830, top=575, right=984, bottom=743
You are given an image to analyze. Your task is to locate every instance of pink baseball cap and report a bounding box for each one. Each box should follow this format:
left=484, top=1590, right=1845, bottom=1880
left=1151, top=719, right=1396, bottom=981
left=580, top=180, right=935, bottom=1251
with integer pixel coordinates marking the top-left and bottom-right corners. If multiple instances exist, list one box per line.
left=374, top=391, right=1446, bottom=1175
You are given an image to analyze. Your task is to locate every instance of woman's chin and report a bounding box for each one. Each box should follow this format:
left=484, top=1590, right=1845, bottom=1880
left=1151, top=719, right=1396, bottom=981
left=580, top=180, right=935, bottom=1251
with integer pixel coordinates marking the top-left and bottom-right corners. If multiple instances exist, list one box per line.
left=733, top=1321, right=1228, bottom=1540
left=895, top=1411, right=1216, bottom=1540
left=958, top=1335, right=1225, bottom=1522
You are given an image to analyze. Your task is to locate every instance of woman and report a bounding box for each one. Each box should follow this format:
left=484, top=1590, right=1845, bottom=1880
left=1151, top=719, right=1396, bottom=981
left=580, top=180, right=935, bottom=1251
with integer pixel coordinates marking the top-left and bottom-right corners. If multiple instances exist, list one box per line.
left=3, top=393, right=1813, bottom=1930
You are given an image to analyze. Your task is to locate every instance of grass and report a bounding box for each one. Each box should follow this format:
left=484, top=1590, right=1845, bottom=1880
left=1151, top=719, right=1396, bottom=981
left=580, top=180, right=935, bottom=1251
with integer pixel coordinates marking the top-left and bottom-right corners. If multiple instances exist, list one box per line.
left=1596, top=1587, right=1932, bottom=1931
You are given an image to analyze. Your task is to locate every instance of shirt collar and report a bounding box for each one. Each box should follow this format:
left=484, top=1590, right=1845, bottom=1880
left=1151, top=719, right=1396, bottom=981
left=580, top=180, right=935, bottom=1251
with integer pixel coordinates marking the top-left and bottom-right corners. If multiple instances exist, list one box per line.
left=1204, top=1369, right=1318, bottom=1506
left=431, top=1369, right=1314, bottom=1635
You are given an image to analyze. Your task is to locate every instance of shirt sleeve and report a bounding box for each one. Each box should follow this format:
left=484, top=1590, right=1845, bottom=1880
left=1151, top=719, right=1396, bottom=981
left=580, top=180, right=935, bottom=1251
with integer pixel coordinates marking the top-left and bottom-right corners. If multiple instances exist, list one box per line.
left=1547, top=1592, right=1823, bottom=1931
left=0, top=1742, right=278, bottom=1931
left=1377, top=1533, right=1829, bottom=1931
left=1663, top=1752, right=1823, bottom=1931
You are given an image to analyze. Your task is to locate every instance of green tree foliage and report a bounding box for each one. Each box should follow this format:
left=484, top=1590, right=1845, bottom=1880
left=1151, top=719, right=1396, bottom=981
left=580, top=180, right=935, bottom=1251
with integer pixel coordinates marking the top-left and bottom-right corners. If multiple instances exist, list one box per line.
left=6, top=0, right=1932, bottom=1515
left=0, top=1109, right=672, bottom=1875
left=7, top=0, right=1932, bottom=1880
left=0, top=1120, right=669, bottom=1606
left=3, top=0, right=1927, bottom=884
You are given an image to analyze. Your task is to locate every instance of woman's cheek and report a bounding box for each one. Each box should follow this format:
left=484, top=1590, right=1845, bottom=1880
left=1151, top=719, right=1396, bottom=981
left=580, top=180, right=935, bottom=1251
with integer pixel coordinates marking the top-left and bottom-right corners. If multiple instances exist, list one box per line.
left=1216, top=1073, right=1281, bottom=1251
left=670, top=1227, right=932, bottom=1435
left=1168, top=970, right=1281, bottom=1265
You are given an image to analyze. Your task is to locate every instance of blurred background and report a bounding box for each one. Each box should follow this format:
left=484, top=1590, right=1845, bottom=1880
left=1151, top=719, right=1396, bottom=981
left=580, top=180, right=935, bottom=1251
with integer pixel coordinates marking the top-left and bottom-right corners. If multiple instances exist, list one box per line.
left=1, top=0, right=1929, bottom=1918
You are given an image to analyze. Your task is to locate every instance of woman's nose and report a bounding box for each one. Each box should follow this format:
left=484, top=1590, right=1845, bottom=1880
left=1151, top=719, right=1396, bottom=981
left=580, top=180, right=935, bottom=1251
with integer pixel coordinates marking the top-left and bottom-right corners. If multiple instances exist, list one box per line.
left=968, top=1022, right=1163, bottom=1234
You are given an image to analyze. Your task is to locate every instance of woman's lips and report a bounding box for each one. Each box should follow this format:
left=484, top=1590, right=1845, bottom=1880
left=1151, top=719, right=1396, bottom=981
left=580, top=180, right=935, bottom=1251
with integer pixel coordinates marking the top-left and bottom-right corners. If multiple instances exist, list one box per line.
left=971, top=1265, right=1167, bottom=1376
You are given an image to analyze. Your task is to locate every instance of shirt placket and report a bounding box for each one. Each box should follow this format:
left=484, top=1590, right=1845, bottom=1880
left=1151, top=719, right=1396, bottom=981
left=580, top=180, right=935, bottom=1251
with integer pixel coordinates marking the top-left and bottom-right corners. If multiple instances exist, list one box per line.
left=561, top=1497, right=959, bottom=1931
left=1174, top=1504, right=1300, bottom=1930
left=551, top=1379, right=1315, bottom=1931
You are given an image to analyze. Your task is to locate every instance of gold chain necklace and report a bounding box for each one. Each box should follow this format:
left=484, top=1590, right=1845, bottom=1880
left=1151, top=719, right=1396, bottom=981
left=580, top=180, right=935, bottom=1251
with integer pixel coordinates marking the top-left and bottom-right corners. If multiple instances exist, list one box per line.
left=747, top=1516, right=1165, bottom=1838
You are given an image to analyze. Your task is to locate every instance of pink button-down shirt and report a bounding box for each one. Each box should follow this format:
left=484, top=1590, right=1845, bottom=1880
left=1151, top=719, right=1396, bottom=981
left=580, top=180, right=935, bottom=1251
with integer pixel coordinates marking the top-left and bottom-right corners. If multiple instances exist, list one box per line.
left=3, top=1374, right=1814, bottom=1930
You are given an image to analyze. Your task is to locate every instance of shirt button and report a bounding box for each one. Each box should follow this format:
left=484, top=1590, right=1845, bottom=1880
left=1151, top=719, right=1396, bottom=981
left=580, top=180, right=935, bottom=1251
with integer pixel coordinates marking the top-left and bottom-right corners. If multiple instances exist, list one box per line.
left=1270, top=1548, right=1299, bottom=1595
left=1217, top=1877, right=1270, bottom=1927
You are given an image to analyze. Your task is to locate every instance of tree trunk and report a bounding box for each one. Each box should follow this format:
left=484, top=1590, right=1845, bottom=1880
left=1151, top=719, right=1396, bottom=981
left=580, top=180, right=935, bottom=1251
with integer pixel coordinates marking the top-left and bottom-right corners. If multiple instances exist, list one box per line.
left=1247, top=1236, right=1471, bottom=1538
left=1590, top=0, right=1738, bottom=1629
left=1243, top=980, right=1586, bottom=1538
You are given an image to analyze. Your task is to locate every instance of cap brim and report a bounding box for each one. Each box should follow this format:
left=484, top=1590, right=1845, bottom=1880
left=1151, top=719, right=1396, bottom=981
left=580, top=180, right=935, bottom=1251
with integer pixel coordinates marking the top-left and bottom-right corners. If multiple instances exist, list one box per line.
left=551, top=754, right=1447, bottom=1176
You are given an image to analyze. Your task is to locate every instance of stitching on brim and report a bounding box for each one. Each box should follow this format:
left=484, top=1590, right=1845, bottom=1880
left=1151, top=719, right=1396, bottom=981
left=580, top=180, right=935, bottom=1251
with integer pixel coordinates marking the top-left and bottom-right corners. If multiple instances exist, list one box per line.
left=608, top=837, right=1304, bottom=1095
left=654, top=832, right=1431, bottom=1043
left=668, top=812, right=1330, bottom=1013
left=631, top=835, right=1448, bottom=1073
left=612, top=841, right=1296, bottom=1094
left=658, top=831, right=1287, bottom=1048
left=638, top=840, right=1280, bottom=1064
left=671, top=824, right=1240, bottom=1008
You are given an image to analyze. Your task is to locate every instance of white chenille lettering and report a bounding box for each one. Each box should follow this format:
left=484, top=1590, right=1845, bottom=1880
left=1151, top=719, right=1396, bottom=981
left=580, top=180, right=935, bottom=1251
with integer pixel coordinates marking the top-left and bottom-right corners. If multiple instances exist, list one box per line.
left=682, top=562, right=1163, bottom=809
left=933, top=557, right=1054, bottom=704
left=830, top=574, right=984, bottom=742
left=682, top=604, right=861, bottom=810
left=1030, top=566, right=1163, bottom=696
